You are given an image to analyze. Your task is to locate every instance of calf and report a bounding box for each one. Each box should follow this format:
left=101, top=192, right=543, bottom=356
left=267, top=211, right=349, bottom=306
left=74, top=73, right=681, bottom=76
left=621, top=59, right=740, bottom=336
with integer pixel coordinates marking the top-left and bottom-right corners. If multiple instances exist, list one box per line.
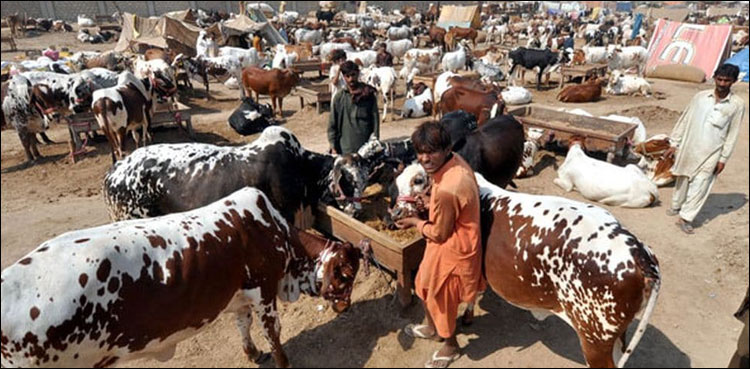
left=554, top=137, right=658, bottom=208
left=241, top=67, right=300, bottom=118
left=1, top=187, right=368, bottom=369
left=174, top=54, right=245, bottom=99
left=556, top=77, right=605, bottom=103
left=441, top=42, right=469, bottom=72
left=102, top=126, right=369, bottom=223
left=390, top=167, right=660, bottom=368
left=508, top=47, right=570, bottom=90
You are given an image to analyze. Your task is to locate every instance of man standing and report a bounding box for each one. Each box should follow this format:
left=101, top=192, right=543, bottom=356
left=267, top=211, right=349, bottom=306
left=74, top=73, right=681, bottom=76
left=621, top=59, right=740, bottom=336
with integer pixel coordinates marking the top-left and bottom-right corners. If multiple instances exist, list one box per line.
left=328, top=61, right=380, bottom=155
left=396, top=122, right=484, bottom=368
left=376, top=43, right=394, bottom=67
left=664, top=64, right=745, bottom=234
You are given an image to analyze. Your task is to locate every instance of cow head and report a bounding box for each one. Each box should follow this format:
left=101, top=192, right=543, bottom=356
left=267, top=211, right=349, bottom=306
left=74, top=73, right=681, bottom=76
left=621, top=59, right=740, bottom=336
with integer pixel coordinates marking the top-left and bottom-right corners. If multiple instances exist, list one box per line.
left=388, top=163, right=431, bottom=222
left=316, top=238, right=371, bottom=312
left=328, top=155, right=368, bottom=217
left=68, top=76, right=97, bottom=113
left=150, top=70, right=177, bottom=103
left=29, top=84, right=61, bottom=127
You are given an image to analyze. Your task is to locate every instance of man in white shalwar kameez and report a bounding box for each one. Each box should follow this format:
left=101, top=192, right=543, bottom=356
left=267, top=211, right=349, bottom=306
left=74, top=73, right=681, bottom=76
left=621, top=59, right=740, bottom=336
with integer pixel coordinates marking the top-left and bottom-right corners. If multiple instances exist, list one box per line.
left=663, top=64, right=745, bottom=234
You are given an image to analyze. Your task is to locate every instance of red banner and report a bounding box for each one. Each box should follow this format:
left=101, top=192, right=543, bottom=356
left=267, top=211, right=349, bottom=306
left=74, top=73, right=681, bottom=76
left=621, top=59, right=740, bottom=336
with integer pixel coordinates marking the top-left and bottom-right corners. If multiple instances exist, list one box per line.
left=646, top=19, right=732, bottom=79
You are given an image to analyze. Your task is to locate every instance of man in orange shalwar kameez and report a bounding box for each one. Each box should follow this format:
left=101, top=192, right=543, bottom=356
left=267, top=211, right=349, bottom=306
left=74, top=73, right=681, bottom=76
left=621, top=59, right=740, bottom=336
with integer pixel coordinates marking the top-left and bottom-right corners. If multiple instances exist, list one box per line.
left=396, top=122, right=485, bottom=368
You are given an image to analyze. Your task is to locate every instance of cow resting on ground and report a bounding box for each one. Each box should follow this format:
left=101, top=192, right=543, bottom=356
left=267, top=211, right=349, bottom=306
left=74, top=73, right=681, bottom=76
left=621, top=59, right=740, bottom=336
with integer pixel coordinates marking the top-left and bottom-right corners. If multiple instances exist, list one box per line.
left=554, top=137, right=658, bottom=208
left=1, top=187, right=369, bottom=368
left=390, top=166, right=661, bottom=368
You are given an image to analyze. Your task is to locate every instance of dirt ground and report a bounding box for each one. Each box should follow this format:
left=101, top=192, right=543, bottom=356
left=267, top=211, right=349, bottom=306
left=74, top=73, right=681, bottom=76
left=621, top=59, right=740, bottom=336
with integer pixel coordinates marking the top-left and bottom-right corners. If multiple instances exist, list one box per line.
left=2, top=29, right=749, bottom=368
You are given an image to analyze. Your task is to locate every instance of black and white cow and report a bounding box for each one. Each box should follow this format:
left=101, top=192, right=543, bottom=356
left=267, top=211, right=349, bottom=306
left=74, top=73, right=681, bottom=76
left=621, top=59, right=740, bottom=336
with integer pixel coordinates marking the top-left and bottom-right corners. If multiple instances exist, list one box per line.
left=1, top=187, right=369, bottom=368
left=102, top=126, right=370, bottom=223
left=2, top=75, right=48, bottom=163
left=508, top=47, right=571, bottom=90
left=172, top=54, right=245, bottom=99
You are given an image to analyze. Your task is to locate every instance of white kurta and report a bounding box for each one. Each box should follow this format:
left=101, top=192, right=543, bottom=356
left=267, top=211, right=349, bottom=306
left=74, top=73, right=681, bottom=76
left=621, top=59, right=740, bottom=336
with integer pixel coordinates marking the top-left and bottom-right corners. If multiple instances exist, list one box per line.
left=669, top=89, right=745, bottom=222
left=329, top=64, right=347, bottom=112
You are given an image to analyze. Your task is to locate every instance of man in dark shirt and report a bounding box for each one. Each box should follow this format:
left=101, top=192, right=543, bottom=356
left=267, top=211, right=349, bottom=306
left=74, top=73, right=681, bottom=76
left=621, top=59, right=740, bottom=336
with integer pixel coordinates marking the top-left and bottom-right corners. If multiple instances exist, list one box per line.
left=328, top=61, right=380, bottom=155
left=376, top=43, right=394, bottom=67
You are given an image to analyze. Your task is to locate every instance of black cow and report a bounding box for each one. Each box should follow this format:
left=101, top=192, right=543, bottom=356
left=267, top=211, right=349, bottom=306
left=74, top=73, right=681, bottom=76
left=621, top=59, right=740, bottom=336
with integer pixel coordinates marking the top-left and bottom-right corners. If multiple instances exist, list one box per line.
left=228, top=96, right=274, bottom=136
left=316, top=9, right=336, bottom=23
left=508, top=47, right=570, bottom=90
left=103, top=126, right=370, bottom=223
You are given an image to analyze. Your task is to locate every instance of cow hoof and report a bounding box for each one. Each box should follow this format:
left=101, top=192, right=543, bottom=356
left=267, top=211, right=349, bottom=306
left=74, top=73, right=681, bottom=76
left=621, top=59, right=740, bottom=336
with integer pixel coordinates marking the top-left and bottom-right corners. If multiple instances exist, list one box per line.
left=253, top=352, right=272, bottom=364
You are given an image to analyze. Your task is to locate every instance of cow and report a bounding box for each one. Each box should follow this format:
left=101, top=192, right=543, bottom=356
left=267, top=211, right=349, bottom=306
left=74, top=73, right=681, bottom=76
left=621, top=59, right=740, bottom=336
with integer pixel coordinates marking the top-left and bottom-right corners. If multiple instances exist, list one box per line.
left=70, top=50, right=128, bottom=72
left=0, top=187, right=370, bottom=369
left=295, top=28, right=324, bottom=45
left=605, top=70, right=652, bottom=96
left=401, top=83, right=433, bottom=118
left=516, top=127, right=546, bottom=178
left=346, top=50, right=378, bottom=68
left=445, top=26, right=478, bottom=49
left=316, top=9, right=336, bottom=24
left=557, top=77, right=606, bottom=103
left=385, top=39, right=413, bottom=64
left=218, top=46, right=267, bottom=68
left=196, top=30, right=218, bottom=58
left=508, top=47, right=571, bottom=90
left=437, top=86, right=505, bottom=125
left=607, top=46, right=648, bottom=77
left=428, top=25, right=447, bottom=50
left=173, top=54, right=245, bottom=99
left=554, top=137, right=658, bottom=208
left=360, top=66, right=397, bottom=122
left=389, top=167, right=661, bottom=368
left=241, top=67, right=300, bottom=118
left=102, top=126, right=370, bottom=223
left=386, top=25, right=411, bottom=41
left=441, top=41, right=469, bottom=72
left=2, top=75, right=49, bottom=163
left=91, top=71, right=175, bottom=162
left=632, top=134, right=675, bottom=187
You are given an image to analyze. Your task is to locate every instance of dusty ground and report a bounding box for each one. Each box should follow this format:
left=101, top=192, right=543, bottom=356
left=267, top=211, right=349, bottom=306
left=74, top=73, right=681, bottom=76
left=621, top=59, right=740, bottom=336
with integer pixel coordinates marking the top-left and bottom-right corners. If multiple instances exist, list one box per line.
left=2, top=29, right=749, bottom=368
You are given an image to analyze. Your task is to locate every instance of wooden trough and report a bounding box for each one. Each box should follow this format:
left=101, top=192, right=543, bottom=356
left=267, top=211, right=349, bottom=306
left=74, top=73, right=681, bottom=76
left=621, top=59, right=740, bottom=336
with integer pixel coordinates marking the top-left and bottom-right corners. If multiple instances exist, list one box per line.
left=291, top=58, right=327, bottom=77
left=509, top=106, right=637, bottom=162
left=66, top=102, right=194, bottom=162
left=313, top=204, right=425, bottom=308
left=295, top=82, right=331, bottom=114
left=559, top=63, right=608, bottom=89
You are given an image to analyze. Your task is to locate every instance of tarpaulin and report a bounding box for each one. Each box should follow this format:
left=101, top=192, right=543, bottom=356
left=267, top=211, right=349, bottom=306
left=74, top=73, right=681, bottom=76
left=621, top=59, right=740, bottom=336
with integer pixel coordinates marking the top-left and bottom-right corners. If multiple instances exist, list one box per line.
left=646, top=19, right=733, bottom=80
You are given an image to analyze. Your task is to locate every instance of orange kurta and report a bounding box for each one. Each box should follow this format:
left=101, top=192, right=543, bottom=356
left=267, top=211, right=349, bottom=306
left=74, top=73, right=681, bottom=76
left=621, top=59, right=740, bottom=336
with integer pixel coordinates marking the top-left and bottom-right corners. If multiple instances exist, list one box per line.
left=415, top=154, right=485, bottom=338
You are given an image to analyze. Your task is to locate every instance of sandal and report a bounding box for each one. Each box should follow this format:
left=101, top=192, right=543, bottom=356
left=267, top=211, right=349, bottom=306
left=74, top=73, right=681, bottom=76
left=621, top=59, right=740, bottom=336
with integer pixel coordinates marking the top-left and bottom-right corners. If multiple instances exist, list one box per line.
left=404, top=324, right=444, bottom=342
left=425, top=350, right=461, bottom=368
left=677, top=219, right=694, bottom=234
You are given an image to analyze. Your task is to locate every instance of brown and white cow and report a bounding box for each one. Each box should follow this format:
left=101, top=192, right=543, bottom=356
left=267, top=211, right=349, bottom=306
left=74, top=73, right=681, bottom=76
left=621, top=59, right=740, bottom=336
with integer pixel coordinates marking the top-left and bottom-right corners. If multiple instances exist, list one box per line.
left=632, top=134, right=675, bottom=186
left=557, top=77, right=606, bottom=103
left=390, top=165, right=661, bottom=368
left=437, top=85, right=505, bottom=125
left=91, top=71, right=175, bottom=162
left=1, top=187, right=369, bottom=368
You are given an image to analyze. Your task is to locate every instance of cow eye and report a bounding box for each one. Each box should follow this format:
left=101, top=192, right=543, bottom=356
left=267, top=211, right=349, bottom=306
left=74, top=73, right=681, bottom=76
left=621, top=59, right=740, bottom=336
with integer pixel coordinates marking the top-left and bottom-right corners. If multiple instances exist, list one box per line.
left=414, top=177, right=424, bottom=185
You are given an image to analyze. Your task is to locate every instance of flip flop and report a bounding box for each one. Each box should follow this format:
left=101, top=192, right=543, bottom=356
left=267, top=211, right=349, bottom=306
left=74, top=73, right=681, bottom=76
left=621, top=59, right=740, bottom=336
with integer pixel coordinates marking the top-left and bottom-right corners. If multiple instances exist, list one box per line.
left=425, top=350, right=461, bottom=368
left=404, top=324, right=444, bottom=342
left=677, top=220, right=694, bottom=234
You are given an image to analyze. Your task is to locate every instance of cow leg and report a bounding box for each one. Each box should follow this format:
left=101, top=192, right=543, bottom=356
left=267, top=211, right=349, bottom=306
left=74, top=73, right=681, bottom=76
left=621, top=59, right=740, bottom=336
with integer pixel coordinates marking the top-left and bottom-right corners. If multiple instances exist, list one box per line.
left=143, top=107, right=153, bottom=145
left=253, top=299, right=289, bottom=368
left=39, top=132, right=55, bottom=144
left=18, top=130, right=37, bottom=162
left=277, top=96, right=284, bottom=119
left=578, top=332, right=616, bottom=368
left=235, top=311, right=268, bottom=363
left=553, top=176, right=574, bottom=192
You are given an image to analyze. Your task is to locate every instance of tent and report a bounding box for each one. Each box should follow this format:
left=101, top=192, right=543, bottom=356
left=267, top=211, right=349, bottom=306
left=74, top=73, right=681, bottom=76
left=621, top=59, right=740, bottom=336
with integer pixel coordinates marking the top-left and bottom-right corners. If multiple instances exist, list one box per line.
left=646, top=19, right=733, bottom=80
left=114, top=12, right=204, bottom=56
left=437, top=5, right=481, bottom=29
left=634, top=7, right=690, bottom=22
left=725, top=48, right=749, bottom=82
left=208, top=13, right=286, bottom=47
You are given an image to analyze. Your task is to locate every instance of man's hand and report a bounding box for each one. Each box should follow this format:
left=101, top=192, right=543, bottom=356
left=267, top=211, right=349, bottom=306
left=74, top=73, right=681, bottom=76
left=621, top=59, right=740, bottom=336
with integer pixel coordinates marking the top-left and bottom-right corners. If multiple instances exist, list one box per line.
left=395, top=217, right=421, bottom=230
left=662, top=146, right=677, bottom=160
left=714, top=162, right=725, bottom=176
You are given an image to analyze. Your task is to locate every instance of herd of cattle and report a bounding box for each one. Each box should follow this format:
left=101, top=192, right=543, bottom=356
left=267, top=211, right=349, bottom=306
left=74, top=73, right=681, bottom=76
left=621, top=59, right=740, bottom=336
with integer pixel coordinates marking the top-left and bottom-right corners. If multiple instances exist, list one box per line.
left=1, top=2, right=748, bottom=368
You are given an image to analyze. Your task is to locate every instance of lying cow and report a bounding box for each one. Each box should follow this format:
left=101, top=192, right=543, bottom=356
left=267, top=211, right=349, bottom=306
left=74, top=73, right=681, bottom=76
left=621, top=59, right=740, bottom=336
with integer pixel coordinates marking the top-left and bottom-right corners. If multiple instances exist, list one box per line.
left=557, top=77, right=606, bottom=103
left=633, top=134, right=675, bottom=186
left=1, top=187, right=368, bottom=368
left=390, top=166, right=661, bottom=368
left=401, top=82, right=433, bottom=118
left=606, top=70, right=652, bottom=96
left=103, top=126, right=369, bottom=223
left=554, top=136, right=658, bottom=208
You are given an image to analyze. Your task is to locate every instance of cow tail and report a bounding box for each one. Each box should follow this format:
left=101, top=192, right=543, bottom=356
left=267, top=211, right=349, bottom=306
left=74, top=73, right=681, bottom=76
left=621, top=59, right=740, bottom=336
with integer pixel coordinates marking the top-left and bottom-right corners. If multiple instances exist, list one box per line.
left=617, top=264, right=661, bottom=368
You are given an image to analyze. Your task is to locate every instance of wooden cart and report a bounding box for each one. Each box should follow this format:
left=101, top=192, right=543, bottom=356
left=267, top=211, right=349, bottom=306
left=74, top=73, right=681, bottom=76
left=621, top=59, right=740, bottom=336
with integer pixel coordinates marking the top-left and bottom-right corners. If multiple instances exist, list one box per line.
left=412, top=70, right=479, bottom=93
left=66, top=102, right=194, bottom=162
left=509, top=106, right=637, bottom=162
left=314, top=204, right=425, bottom=308
left=295, top=83, right=331, bottom=114
left=559, top=63, right=608, bottom=89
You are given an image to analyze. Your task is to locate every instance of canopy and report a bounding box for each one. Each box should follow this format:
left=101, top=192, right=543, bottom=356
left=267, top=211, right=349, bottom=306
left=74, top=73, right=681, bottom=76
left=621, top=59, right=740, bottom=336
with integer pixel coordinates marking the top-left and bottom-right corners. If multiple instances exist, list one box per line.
left=725, top=48, right=749, bottom=82
left=437, top=5, right=481, bottom=30
left=114, top=12, right=204, bottom=56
